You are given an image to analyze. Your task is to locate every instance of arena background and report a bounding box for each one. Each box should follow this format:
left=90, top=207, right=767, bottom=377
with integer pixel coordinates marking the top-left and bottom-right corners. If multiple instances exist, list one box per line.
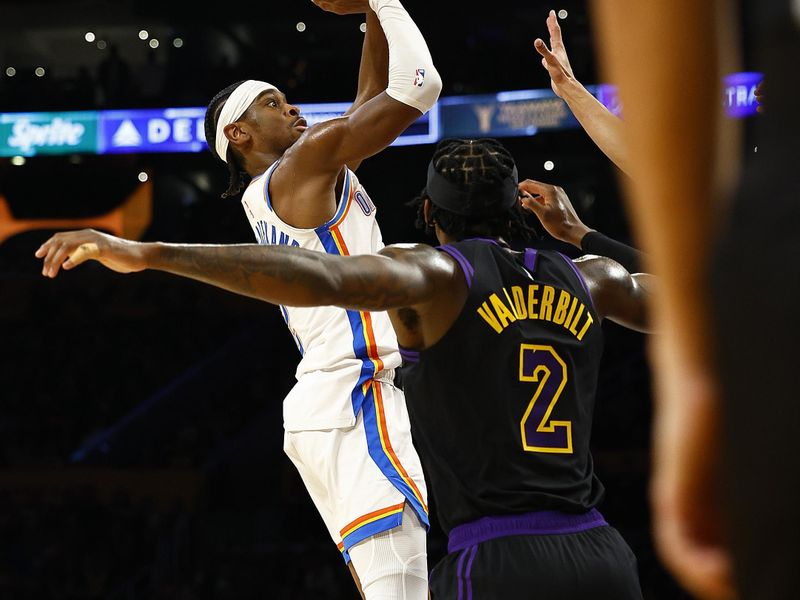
left=0, top=0, right=749, bottom=597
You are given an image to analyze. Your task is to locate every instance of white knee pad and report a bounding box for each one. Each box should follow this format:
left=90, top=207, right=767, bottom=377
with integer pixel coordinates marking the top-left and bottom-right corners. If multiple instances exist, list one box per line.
left=348, top=504, right=428, bottom=600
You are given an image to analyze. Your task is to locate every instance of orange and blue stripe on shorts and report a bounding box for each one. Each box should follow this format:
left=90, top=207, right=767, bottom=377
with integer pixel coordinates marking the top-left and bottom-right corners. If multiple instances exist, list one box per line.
left=315, top=173, right=429, bottom=561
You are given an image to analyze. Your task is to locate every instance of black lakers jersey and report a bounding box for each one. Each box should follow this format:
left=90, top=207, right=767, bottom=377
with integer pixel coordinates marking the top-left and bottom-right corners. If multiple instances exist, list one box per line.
left=400, top=239, right=606, bottom=534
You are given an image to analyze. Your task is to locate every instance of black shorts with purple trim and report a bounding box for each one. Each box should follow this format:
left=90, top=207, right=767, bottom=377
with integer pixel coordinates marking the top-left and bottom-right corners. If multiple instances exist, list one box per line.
left=429, top=509, right=642, bottom=600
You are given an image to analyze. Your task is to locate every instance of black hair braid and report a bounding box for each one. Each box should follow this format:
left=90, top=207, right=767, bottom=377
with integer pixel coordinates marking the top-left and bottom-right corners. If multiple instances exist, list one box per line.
left=204, top=81, right=250, bottom=198
left=409, top=138, right=537, bottom=241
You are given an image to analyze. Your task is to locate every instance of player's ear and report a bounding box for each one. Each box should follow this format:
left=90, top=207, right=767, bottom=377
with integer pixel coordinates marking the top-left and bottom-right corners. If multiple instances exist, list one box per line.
left=423, top=197, right=433, bottom=227
left=224, top=122, right=249, bottom=148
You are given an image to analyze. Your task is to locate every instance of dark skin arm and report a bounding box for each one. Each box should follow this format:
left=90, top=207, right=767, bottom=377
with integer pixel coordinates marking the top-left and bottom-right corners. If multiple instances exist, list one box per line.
left=34, top=230, right=455, bottom=312
left=36, top=230, right=651, bottom=344
left=575, top=255, right=653, bottom=333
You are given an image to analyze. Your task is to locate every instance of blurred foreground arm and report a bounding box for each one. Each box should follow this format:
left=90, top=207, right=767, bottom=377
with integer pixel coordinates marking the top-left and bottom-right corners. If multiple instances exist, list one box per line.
left=591, top=1, right=732, bottom=599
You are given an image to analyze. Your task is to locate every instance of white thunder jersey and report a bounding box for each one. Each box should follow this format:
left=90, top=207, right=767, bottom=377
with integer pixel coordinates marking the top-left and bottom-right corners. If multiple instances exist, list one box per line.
left=241, top=161, right=402, bottom=431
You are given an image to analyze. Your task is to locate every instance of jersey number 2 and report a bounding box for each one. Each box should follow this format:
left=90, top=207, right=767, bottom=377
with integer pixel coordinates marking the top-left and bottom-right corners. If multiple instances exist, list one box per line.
left=519, top=344, right=573, bottom=454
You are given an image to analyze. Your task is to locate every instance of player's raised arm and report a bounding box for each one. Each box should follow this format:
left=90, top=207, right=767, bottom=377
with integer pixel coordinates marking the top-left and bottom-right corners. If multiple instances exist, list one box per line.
left=327, top=3, right=390, bottom=172
left=535, top=10, right=629, bottom=174
left=520, top=178, right=645, bottom=272
left=35, top=230, right=456, bottom=312
left=298, top=0, right=441, bottom=170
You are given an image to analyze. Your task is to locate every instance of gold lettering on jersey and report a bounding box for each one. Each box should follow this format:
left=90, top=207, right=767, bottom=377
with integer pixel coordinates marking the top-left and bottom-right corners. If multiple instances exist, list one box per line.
left=477, top=302, right=503, bottom=333
left=489, top=293, right=517, bottom=328
left=527, top=284, right=540, bottom=319
left=540, top=286, right=554, bottom=321
left=563, top=296, right=579, bottom=330
left=511, top=286, right=528, bottom=319
left=552, top=290, right=571, bottom=325
left=576, top=313, right=594, bottom=341
left=476, top=284, right=595, bottom=341
left=568, top=303, right=585, bottom=336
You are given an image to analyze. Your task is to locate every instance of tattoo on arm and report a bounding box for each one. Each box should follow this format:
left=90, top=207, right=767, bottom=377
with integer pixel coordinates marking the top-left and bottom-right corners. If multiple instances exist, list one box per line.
left=152, top=243, right=428, bottom=311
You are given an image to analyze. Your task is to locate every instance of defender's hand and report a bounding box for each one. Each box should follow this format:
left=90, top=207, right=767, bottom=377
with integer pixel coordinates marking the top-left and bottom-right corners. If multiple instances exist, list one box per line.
left=519, top=179, right=592, bottom=247
left=311, top=0, right=371, bottom=15
left=534, top=10, right=578, bottom=98
left=35, top=229, right=147, bottom=278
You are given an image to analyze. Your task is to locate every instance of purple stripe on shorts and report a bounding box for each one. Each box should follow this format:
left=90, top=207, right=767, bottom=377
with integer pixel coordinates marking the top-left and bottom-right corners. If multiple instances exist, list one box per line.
left=447, top=508, right=608, bottom=554
left=456, top=547, right=468, bottom=600
left=465, top=545, right=478, bottom=600
left=557, top=252, right=596, bottom=312
left=524, top=248, right=538, bottom=274
left=439, top=245, right=474, bottom=288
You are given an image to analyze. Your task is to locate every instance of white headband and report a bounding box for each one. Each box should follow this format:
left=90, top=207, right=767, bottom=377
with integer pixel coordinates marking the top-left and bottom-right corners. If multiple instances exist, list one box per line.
left=214, top=80, right=276, bottom=162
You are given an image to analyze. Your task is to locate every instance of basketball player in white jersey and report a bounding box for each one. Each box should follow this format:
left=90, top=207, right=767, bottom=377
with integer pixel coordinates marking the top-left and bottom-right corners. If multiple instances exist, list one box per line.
left=201, top=0, right=440, bottom=597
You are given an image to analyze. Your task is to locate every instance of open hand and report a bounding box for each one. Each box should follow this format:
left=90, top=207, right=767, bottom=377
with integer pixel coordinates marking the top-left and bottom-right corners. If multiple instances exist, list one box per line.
left=35, top=229, right=147, bottom=278
left=311, top=0, right=371, bottom=15
left=534, top=10, right=578, bottom=98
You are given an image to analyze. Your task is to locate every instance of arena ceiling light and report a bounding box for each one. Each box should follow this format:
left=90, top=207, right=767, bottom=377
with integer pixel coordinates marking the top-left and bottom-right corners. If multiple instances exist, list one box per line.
left=85, top=32, right=96, bottom=43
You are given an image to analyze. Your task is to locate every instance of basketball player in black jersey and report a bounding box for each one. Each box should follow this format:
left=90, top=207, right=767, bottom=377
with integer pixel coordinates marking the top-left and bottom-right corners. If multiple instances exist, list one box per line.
left=36, top=138, right=651, bottom=599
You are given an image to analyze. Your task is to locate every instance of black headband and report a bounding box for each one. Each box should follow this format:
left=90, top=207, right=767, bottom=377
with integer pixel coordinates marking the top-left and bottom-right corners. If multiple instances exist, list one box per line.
left=426, top=161, right=519, bottom=217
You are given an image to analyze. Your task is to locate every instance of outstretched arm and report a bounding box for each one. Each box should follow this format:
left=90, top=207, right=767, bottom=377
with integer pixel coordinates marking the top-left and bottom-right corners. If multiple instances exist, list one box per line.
left=575, top=255, right=653, bottom=333
left=35, top=230, right=451, bottom=312
left=535, top=10, right=630, bottom=174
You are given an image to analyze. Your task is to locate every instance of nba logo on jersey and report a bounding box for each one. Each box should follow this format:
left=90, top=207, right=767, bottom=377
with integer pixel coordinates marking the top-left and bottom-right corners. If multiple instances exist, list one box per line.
left=414, top=69, right=425, bottom=87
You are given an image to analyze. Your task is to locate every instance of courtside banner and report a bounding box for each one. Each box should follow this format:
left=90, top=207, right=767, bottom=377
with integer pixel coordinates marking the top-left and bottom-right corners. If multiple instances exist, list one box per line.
left=0, top=77, right=758, bottom=157
left=0, top=111, right=97, bottom=157
left=438, top=85, right=617, bottom=139
left=98, top=108, right=207, bottom=154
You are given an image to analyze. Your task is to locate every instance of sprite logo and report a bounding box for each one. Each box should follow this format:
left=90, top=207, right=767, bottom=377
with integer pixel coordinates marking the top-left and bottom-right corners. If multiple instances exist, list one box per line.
left=8, top=118, right=85, bottom=153
left=0, top=112, right=97, bottom=156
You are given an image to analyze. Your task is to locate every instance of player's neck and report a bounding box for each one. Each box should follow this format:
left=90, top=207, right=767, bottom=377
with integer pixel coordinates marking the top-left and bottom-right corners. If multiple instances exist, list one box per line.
left=244, top=150, right=282, bottom=177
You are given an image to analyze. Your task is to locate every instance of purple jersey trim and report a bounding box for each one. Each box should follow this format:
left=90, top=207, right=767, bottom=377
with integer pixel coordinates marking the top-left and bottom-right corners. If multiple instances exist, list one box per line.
left=556, top=252, right=596, bottom=313
left=438, top=245, right=475, bottom=288
left=399, top=346, right=420, bottom=363
left=524, top=248, right=538, bottom=274
left=447, top=508, right=608, bottom=554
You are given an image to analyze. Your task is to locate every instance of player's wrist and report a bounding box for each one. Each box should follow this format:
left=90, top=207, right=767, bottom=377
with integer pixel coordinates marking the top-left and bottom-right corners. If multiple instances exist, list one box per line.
left=565, top=223, right=593, bottom=248
left=559, top=79, right=588, bottom=105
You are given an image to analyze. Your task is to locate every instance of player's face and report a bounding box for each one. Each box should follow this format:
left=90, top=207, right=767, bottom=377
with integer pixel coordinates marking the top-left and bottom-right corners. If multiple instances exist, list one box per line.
left=244, top=89, right=307, bottom=154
